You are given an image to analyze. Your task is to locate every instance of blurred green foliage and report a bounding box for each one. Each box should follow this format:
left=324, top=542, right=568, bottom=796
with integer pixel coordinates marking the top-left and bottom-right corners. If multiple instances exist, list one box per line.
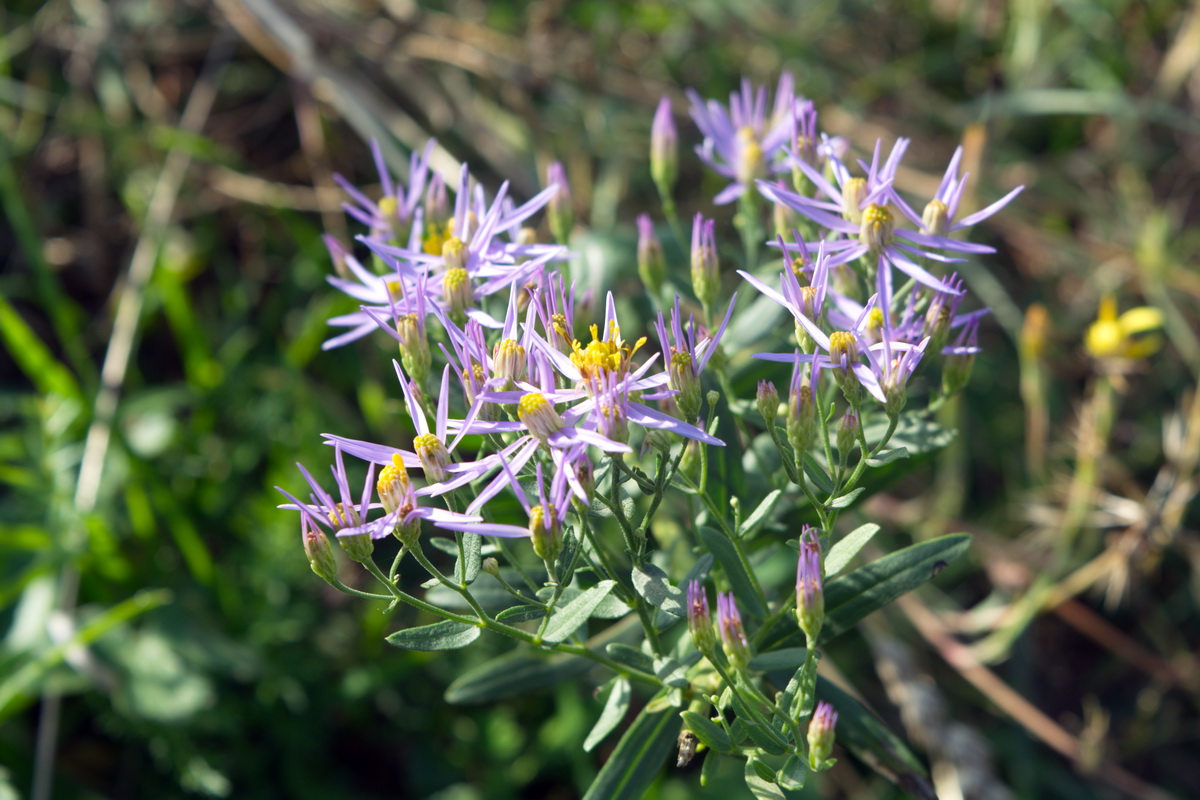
left=2, top=0, right=1199, bottom=798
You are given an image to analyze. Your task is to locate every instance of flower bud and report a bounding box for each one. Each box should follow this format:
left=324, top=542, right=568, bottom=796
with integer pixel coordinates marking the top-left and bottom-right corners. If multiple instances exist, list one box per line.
left=481, top=557, right=500, bottom=577
left=687, top=580, right=717, bottom=655
left=787, top=376, right=818, bottom=458
left=413, top=433, right=452, bottom=484
left=650, top=97, right=678, bottom=195
left=528, top=504, right=562, bottom=562
left=717, top=592, right=751, bottom=672
left=303, top=520, right=338, bottom=584
left=795, top=526, right=824, bottom=643
left=835, top=408, right=859, bottom=456
left=396, top=313, right=430, bottom=388
left=691, top=214, right=719, bottom=311
left=807, top=701, right=838, bottom=770
left=636, top=214, right=666, bottom=297
left=546, top=162, right=574, bottom=245
left=757, top=380, right=779, bottom=427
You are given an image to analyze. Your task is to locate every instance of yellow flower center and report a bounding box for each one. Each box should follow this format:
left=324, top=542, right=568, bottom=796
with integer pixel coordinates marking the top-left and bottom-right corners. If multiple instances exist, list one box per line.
left=828, top=331, right=858, bottom=365
left=859, top=204, right=894, bottom=252
left=377, top=453, right=411, bottom=513
left=569, top=322, right=646, bottom=383
left=378, top=195, right=399, bottom=219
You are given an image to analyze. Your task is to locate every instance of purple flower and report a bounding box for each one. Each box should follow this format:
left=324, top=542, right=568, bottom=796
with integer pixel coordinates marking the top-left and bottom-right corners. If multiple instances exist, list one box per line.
left=653, top=294, right=736, bottom=421
left=687, top=74, right=799, bottom=204
left=334, top=138, right=436, bottom=241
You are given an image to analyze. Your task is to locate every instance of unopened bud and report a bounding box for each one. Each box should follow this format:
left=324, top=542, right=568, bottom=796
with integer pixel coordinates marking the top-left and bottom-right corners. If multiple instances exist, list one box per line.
left=528, top=505, right=562, bottom=562
left=757, top=380, right=779, bottom=426
left=303, top=522, right=338, bottom=583
left=687, top=580, right=717, bottom=655
left=807, top=701, right=839, bottom=770
left=650, top=97, right=678, bottom=195
left=636, top=214, right=666, bottom=296
left=481, top=557, right=501, bottom=577
left=717, top=592, right=751, bottom=672
left=795, top=526, right=825, bottom=643
left=691, top=215, right=719, bottom=311
left=546, top=162, right=574, bottom=245
left=835, top=408, right=860, bottom=456
left=396, top=313, right=430, bottom=387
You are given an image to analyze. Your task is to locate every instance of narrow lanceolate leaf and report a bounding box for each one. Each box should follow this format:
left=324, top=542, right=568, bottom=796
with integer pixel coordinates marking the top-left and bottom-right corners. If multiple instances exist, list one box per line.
left=632, top=563, right=684, bottom=617
left=542, top=580, right=616, bottom=644
left=827, top=486, right=865, bottom=509
left=656, top=554, right=714, bottom=628
left=445, top=651, right=592, bottom=705
left=584, top=677, right=632, bottom=752
left=556, top=530, right=581, bottom=586
left=802, top=454, right=834, bottom=495
left=582, top=703, right=681, bottom=800
left=697, top=526, right=767, bottom=617
left=824, top=523, right=880, bottom=578
left=0, top=294, right=82, bottom=401
left=819, top=534, right=970, bottom=645
left=385, top=620, right=480, bottom=651
left=815, top=676, right=935, bottom=800
left=866, top=446, right=909, bottom=467
left=744, top=758, right=786, bottom=800
left=453, top=532, right=483, bottom=585
left=605, top=643, right=654, bottom=674
left=679, top=710, right=732, bottom=753
left=739, top=489, right=782, bottom=539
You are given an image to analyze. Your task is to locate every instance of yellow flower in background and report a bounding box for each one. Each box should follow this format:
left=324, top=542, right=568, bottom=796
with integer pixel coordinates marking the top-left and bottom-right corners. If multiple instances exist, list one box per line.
left=1085, top=295, right=1164, bottom=360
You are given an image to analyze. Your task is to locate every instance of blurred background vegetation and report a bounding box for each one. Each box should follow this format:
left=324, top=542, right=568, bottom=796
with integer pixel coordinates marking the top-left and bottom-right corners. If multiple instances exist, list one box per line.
left=2, top=0, right=1199, bottom=798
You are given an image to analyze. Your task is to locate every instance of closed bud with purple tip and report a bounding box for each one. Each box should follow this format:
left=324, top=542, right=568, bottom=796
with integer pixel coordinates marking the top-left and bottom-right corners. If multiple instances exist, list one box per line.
left=691, top=214, right=719, bottom=311
left=650, top=96, right=678, bottom=196
left=636, top=214, right=666, bottom=296
left=687, top=580, right=717, bottom=655
left=757, top=380, right=779, bottom=427
left=786, top=359, right=818, bottom=459
left=546, top=162, right=574, bottom=245
left=835, top=408, right=859, bottom=457
left=796, top=526, right=824, bottom=643
left=807, top=700, right=838, bottom=770
left=528, top=504, right=562, bottom=562
left=303, top=518, right=338, bottom=584
left=717, top=592, right=751, bottom=672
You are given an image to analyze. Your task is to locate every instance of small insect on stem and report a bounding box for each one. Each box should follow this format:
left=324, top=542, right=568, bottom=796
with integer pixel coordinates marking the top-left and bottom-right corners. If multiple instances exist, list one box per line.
left=676, top=729, right=699, bottom=767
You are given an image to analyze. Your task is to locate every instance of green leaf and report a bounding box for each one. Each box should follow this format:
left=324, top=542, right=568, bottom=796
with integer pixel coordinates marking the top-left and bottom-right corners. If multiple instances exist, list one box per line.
left=653, top=656, right=688, bottom=688
left=445, top=651, right=592, bottom=705
left=866, top=415, right=956, bottom=455
left=453, top=532, right=483, bottom=585
left=827, top=486, right=865, bottom=509
left=679, top=710, right=732, bottom=752
left=582, top=703, right=681, bottom=800
left=820, top=534, right=970, bottom=644
left=0, top=589, right=171, bottom=721
left=739, top=489, right=782, bottom=539
left=0, top=295, right=82, bottom=401
left=585, top=677, right=632, bottom=752
left=385, top=620, right=480, bottom=651
left=542, top=580, right=616, bottom=644
left=744, top=758, right=786, bottom=800
left=866, top=447, right=909, bottom=467
left=697, top=526, right=767, bottom=617
left=815, top=676, right=935, bottom=800
left=605, top=643, right=654, bottom=674
left=801, top=454, right=834, bottom=495
left=824, top=523, right=880, bottom=578
left=748, top=647, right=807, bottom=672
left=495, top=604, right=546, bottom=623
left=632, top=563, right=684, bottom=617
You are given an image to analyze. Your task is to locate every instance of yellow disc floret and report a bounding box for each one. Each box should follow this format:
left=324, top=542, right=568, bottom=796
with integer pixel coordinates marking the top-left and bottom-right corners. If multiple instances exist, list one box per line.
left=569, top=322, right=646, bottom=385
left=518, top=392, right=564, bottom=440
left=859, top=204, right=894, bottom=252
left=377, top=453, right=411, bottom=514
left=828, top=331, right=859, bottom=366
left=413, top=433, right=451, bottom=483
